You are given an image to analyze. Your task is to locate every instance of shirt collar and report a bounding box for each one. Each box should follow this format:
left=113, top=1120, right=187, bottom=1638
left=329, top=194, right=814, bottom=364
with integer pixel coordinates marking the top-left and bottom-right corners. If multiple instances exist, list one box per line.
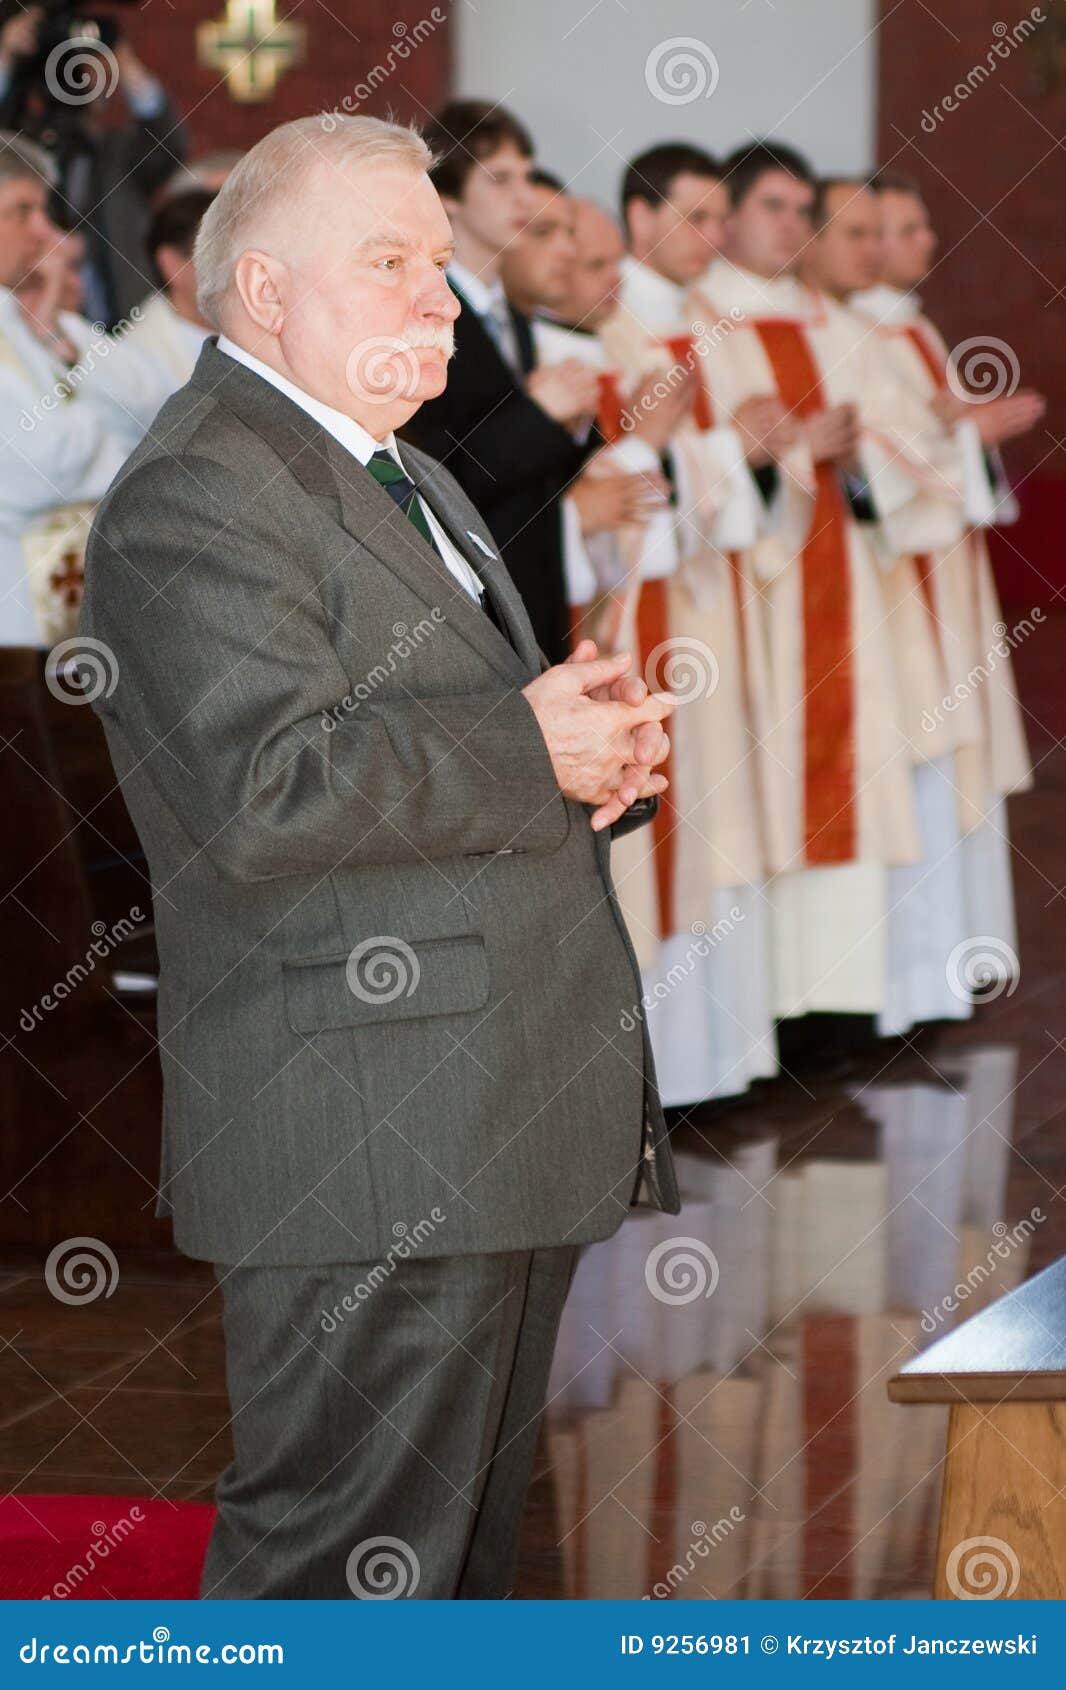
left=850, top=283, right=921, bottom=325
left=215, top=333, right=399, bottom=467
left=446, top=260, right=507, bottom=321
left=619, top=256, right=687, bottom=333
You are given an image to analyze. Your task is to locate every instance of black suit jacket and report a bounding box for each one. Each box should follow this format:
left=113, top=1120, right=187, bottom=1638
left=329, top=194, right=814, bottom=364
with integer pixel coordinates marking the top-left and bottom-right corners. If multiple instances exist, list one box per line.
left=401, top=282, right=593, bottom=666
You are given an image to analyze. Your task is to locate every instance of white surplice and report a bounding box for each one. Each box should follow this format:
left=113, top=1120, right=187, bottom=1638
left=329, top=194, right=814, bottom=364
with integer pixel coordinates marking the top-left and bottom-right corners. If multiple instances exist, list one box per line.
left=691, top=262, right=922, bottom=1018
left=580, top=260, right=780, bottom=1101
left=853, top=284, right=1032, bottom=999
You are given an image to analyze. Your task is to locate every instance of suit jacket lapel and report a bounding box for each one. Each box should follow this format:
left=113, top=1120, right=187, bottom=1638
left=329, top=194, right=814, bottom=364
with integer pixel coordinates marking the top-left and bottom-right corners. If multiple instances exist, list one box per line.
left=325, top=436, right=534, bottom=685
left=193, top=338, right=534, bottom=686
left=401, top=446, right=543, bottom=673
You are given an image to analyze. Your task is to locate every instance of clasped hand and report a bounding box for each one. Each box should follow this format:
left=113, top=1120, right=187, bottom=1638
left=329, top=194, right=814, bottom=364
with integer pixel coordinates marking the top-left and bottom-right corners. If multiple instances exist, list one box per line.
left=522, top=639, right=675, bottom=832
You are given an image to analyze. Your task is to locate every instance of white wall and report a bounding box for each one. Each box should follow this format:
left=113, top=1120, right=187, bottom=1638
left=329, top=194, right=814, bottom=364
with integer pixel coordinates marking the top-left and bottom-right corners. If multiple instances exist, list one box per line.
left=455, top=0, right=878, bottom=209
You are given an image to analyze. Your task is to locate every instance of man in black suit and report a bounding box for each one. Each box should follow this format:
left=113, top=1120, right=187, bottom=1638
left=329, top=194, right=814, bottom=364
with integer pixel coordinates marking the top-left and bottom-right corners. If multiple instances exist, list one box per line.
left=403, top=101, right=598, bottom=664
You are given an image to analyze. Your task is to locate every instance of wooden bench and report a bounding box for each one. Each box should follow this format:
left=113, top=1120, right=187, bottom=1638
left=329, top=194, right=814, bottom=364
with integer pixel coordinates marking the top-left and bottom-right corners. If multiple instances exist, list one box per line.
left=888, top=1255, right=1066, bottom=1598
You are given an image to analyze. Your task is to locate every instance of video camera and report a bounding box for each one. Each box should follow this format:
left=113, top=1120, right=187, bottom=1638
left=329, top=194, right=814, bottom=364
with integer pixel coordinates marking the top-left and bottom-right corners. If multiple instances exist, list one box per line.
left=0, top=1, right=137, bottom=142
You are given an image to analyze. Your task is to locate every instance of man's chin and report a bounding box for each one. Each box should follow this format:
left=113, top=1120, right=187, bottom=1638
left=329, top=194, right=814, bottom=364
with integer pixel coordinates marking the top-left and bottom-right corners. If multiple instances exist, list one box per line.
left=413, top=351, right=450, bottom=399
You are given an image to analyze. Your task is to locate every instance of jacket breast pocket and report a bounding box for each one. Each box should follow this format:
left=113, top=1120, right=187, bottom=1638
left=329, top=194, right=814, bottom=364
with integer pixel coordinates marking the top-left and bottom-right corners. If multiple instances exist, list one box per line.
left=282, top=934, right=490, bottom=1031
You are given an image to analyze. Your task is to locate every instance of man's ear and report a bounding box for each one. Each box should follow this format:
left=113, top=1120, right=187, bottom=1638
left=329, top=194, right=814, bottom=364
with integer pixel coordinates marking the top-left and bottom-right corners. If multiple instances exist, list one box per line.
left=626, top=198, right=654, bottom=257
left=154, top=243, right=184, bottom=291
left=233, top=249, right=290, bottom=336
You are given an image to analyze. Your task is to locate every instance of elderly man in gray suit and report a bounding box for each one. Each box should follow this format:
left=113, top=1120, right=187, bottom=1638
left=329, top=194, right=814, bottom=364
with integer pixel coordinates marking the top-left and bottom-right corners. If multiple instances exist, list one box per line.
left=80, top=113, right=680, bottom=1601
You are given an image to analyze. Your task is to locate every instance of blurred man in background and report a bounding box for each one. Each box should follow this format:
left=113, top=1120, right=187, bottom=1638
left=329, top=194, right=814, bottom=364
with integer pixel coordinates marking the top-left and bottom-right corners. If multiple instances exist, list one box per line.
left=406, top=100, right=599, bottom=662
left=124, top=188, right=215, bottom=387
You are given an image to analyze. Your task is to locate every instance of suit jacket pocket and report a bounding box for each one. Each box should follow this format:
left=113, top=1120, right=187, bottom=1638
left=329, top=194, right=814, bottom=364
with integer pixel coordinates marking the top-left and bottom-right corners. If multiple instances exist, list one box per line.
left=282, top=934, right=489, bottom=1031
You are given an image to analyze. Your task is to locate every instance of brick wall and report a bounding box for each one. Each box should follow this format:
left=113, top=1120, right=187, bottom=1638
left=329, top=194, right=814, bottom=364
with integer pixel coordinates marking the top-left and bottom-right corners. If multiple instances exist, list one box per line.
left=115, top=0, right=453, bottom=153
left=877, top=0, right=1066, bottom=602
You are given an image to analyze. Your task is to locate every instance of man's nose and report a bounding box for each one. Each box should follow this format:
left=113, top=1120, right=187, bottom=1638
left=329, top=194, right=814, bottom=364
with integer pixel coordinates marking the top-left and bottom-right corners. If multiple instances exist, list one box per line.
left=423, top=266, right=460, bottom=321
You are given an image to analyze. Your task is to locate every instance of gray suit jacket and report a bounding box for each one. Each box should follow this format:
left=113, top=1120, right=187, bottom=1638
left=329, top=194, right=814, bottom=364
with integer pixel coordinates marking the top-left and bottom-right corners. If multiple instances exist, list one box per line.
left=80, top=338, right=680, bottom=1265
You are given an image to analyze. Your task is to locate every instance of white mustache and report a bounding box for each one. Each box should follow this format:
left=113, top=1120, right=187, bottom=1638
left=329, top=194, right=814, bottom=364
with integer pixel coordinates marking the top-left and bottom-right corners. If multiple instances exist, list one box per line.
left=397, top=323, right=455, bottom=359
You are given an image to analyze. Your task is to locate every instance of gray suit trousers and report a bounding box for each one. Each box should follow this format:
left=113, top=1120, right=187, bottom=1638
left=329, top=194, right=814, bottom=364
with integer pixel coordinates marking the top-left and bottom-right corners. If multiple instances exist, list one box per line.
left=199, top=1245, right=578, bottom=1599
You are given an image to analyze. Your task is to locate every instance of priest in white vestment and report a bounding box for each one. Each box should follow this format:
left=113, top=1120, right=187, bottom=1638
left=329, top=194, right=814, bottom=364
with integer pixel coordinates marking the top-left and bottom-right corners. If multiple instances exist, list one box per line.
left=593, top=144, right=794, bottom=1103
left=125, top=188, right=215, bottom=388
left=855, top=171, right=1039, bottom=997
left=691, top=144, right=921, bottom=1031
left=799, top=178, right=978, bottom=1035
left=0, top=134, right=172, bottom=647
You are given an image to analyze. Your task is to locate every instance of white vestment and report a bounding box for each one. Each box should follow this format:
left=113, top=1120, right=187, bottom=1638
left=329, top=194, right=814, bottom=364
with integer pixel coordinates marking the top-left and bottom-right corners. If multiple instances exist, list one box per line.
left=124, top=291, right=210, bottom=390
left=592, top=260, right=778, bottom=1101
left=0, top=286, right=172, bottom=646
left=853, top=284, right=1032, bottom=1000
left=691, top=262, right=922, bottom=1018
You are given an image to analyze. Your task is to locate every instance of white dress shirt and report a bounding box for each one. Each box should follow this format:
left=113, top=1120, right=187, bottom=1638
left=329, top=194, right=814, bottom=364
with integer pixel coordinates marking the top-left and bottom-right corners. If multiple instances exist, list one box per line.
left=446, top=260, right=523, bottom=374
left=215, top=335, right=485, bottom=601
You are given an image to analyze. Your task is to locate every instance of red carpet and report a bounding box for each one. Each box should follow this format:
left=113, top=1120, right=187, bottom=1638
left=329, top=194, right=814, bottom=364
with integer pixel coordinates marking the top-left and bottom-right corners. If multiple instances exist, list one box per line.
left=0, top=1495, right=215, bottom=1599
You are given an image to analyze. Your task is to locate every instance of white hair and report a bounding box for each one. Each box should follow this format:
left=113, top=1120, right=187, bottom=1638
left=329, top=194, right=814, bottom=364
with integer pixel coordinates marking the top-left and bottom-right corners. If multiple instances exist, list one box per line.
left=193, top=114, right=434, bottom=329
left=0, top=131, right=57, bottom=191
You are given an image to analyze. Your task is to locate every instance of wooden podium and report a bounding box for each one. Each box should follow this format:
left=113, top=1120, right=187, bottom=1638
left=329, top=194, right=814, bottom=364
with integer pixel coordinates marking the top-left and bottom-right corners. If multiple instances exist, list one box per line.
left=888, top=1256, right=1066, bottom=1598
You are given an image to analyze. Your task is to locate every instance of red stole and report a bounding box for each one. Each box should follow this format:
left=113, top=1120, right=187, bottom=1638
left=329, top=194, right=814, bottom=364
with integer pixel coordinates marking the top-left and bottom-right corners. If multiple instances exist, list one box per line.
left=754, top=320, right=857, bottom=865
left=904, top=322, right=948, bottom=390
left=594, top=367, right=680, bottom=937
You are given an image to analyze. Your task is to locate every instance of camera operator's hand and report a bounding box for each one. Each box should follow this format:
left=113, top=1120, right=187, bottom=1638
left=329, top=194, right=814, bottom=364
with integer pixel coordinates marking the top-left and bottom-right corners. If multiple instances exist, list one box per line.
left=0, top=6, right=42, bottom=74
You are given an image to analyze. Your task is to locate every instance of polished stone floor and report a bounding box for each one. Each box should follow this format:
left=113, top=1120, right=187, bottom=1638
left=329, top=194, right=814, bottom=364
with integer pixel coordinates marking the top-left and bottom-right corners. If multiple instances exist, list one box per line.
left=2, top=612, right=1064, bottom=1600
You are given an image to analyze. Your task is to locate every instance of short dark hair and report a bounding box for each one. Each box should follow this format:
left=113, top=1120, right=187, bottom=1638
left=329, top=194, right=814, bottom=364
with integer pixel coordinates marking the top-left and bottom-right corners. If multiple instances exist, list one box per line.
left=620, top=142, right=721, bottom=231
left=146, top=188, right=217, bottom=286
left=721, top=140, right=815, bottom=207
left=811, top=174, right=872, bottom=229
left=867, top=167, right=923, bottom=199
left=530, top=166, right=566, bottom=194
left=422, top=100, right=534, bottom=201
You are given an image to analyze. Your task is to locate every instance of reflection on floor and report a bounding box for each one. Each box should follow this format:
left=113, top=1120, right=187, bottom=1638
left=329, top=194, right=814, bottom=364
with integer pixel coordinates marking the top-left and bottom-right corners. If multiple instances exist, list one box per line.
left=539, top=1047, right=1030, bottom=1599
left=0, top=613, right=1063, bottom=1599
